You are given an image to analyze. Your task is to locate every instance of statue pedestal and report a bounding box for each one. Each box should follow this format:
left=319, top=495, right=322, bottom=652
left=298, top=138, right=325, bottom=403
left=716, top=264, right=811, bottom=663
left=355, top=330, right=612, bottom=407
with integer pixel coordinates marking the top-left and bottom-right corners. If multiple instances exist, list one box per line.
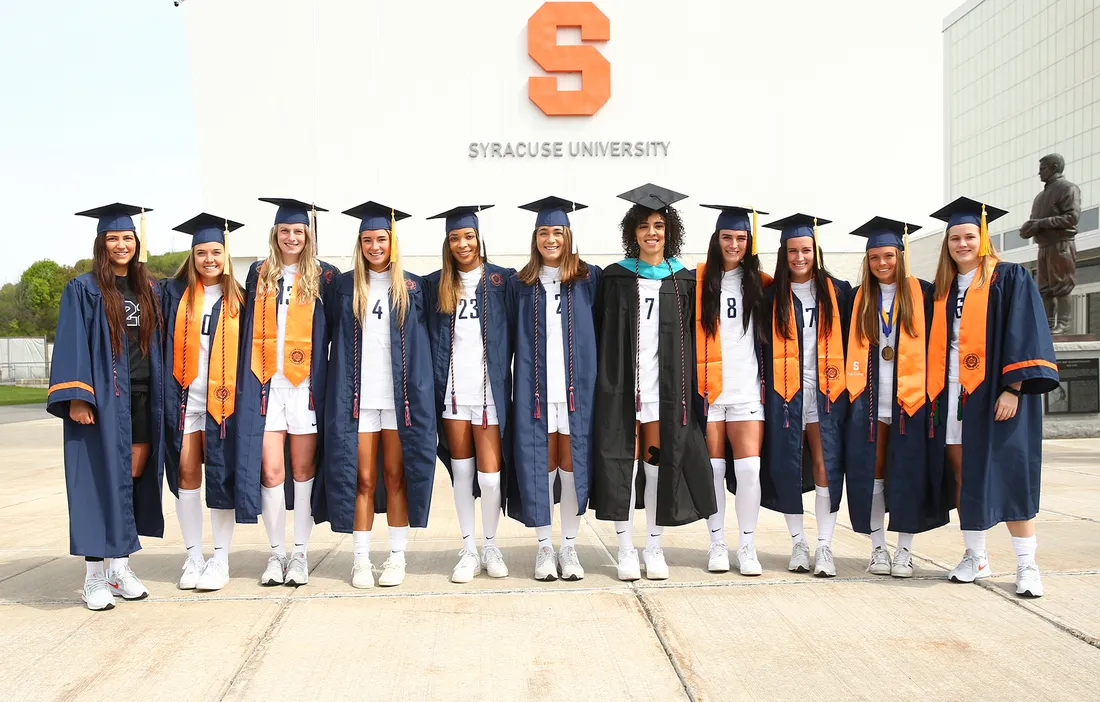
left=1045, top=340, right=1100, bottom=438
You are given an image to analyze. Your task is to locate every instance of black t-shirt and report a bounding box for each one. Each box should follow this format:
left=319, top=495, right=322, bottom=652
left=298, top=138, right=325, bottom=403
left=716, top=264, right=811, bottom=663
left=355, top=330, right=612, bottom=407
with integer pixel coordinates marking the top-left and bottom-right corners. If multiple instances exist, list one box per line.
left=115, top=276, right=150, bottom=390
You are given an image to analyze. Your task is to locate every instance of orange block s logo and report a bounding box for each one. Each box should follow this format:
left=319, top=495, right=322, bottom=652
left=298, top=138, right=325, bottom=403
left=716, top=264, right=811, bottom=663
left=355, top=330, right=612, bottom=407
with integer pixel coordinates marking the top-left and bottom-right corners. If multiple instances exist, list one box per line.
left=528, top=2, right=610, bottom=116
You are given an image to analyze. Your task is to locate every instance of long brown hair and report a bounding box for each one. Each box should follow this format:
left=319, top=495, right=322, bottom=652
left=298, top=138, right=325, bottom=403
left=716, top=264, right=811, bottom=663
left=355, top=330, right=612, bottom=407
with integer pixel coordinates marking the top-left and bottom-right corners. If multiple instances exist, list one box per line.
left=173, top=244, right=244, bottom=319
left=855, top=252, right=918, bottom=345
left=94, top=232, right=162, bottom=356
left=933, top=229, right=999, bottom=300
left=700, top=229, right=765, bottom=339
left=437, top=231, right=486, bottom=315
left=773, top=243, right=834, bottom=340
left=352, top=233, right=410, bottom=327
left=516, top=226, right=589, bottom=285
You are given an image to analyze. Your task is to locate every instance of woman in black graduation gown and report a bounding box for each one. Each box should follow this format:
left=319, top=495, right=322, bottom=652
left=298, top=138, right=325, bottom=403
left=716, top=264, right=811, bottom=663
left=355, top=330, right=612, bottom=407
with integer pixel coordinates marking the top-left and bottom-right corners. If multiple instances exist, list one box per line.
left=591, top=183, right=715, bottom=582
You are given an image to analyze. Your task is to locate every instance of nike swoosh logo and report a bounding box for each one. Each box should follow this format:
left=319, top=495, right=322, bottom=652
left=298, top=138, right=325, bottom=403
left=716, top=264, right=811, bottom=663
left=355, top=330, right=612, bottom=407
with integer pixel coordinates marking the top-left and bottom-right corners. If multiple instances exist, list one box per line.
left=749, top=410, right=759, bottom=415
left=616, top=531, right=626, bottom=535
left=978, top=563, right=987, bottom=571
left=710, top=528, right=721, bottom=533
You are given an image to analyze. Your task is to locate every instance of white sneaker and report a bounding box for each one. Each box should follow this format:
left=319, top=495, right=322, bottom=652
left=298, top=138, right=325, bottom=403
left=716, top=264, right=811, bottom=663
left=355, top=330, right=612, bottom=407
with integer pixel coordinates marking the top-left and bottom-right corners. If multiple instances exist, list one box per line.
left=867, top=546, right=892, bottom=576
left=737, top=544, right=763, bottom=576
left=260, top=553, right=287, bottom=586
left=378, top=552, right=406, bottom=587
left=643, top=546, right=669, bottom=580
left=948, top=550, right=990, bottom=583
left=451, top=548, right=481, bottom=583
left=108, top=565, right=149, bottom=600
left=788, top=540, right=811, bottom=573
left=1016, top=564, right=1044, bottom=598
left=814, top=545, right=836, bottom=578
left=534, top=546, right=558, bottom=582
left=351, top=560, right=375, bottom=589
left=482, top=545, right=508, bottom=578
left=617, top=547, right=641, bottom=581
left=196, top=559, right=230, bottom=591
left=707, top=542, right=730, bottom=573
left=82, top=574, right=116, bottom=611
left=284, top=551, right=309, bottom=586
left=178, top=556, right=204, bottom=590
left=891, top=548, right=914, bottom=578
left=558, top=545, right=584, bottom=581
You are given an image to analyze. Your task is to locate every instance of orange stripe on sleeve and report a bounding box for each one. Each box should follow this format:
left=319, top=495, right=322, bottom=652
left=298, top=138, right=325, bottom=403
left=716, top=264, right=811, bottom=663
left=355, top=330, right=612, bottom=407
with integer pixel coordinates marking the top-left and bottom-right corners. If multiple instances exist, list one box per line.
left=1002, top=359, right=1058, bottom=375
left=48, top=381, right=95, bottom=396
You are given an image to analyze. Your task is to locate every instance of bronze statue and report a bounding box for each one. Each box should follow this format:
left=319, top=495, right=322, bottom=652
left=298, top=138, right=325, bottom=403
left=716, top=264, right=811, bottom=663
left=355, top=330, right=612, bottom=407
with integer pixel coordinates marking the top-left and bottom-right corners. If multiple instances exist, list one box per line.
left=1020, top=153, right=1081, bottom=334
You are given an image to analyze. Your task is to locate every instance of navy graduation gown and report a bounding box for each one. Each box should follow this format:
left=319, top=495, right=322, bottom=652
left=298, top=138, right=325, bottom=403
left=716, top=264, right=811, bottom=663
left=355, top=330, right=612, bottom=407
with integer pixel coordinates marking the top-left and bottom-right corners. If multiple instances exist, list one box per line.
left=927, top=262, right=1059, bottom=531
left=234, top=260, right=339, bottom=524
left=47, top=273, right=166, bottom=558
left=590, top=262, right=715, bottom=527
left=760, top=276, right=853, bottom=515
left=423, top=263, right=516, bottom=502
left=315, top=270, right=437, bottom=532
left=507, top=265, right=601, bottom=528
left=161, top=279, right=243, bottom=512
left=844, top=279, right=948, bottom=535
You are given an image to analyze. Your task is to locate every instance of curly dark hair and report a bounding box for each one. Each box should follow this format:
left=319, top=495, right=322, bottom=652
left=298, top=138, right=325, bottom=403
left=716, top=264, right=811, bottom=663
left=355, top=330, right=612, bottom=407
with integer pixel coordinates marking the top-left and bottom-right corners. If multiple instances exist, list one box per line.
left=619, top=204, right=685, bottom=259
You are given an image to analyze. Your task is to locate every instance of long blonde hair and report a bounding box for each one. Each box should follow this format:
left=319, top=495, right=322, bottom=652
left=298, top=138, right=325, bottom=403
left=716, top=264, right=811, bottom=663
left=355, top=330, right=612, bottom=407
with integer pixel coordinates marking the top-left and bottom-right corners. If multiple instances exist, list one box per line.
left=437, top=231, right=485, bottom=315
left=173, top=245, right=243, bottom=319
left=933, top=229, right=999, bottom=300
left=516, top=226, right=589, bottom=285
left=855, top=253, right=917, bottom=344
left=352, top=233, right=410, bottom=327
left=258, top=225, right=321, bottom=301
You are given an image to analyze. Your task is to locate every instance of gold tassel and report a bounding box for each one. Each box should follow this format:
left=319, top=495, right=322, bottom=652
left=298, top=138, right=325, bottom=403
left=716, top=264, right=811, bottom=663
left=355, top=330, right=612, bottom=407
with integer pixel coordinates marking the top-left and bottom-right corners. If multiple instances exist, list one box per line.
left=978, top=204, right=991, bottom=257
left=390, top=208, right=397, bottom=264
left=903, top=223, right=910, bottom=278
left=310, top=203, right=318, bottom=256
left=139, top=208, right=149, bottom=263
left=813, top=217, right=822, bottom=267
left=751, top=208, right=758, bottom=256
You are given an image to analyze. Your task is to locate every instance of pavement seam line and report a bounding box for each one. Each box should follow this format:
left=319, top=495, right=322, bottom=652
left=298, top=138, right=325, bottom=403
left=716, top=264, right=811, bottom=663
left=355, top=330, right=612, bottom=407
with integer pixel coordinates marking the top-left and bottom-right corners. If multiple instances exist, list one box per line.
left=216, top=596, right=294, bottom=701
left=0, top=555, right=59, bottom=584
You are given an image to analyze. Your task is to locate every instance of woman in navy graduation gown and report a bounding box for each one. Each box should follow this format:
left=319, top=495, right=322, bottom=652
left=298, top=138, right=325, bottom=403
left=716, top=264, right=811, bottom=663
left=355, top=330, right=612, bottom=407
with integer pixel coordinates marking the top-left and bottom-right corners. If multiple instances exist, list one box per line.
left=161, top=213, right=245, bottom=592
left=423, top=205, right=516, bottom=584
left=48, top=203, right=165, bottom=611
left=508, top=196, right=600, bottom=582
left=760, top=214, right=852, bottom=578
left=925, top=197, right=1059, bottom=598
left=316, top=201, right=436, bottom=590
left=235, top=198, right=339, bottom=588
left=844, top=216, right=944, bottom=580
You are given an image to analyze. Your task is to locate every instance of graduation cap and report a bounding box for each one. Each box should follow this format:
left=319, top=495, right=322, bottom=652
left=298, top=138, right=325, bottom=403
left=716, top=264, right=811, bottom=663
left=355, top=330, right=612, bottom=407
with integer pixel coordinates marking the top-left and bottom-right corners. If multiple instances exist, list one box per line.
left=428, top=205, right=495, bottom=256
left=617, top=183, right=688, bottom=211
left=343, top=201, right=412, bottom=264
left=850, top=216, right=921, bottom=278
left=258, top=197, right=328, bottom=227
left=172, top=213, right=244, bottom=247
left=765, top=213, right=831, bottom=263
left=929, top=196, right=1008, bottom=258
left=75, top=203, right=153, bottom=264
left=701, top=204, right=769, bottom=255
left=519, top=196, right=587, bottom=254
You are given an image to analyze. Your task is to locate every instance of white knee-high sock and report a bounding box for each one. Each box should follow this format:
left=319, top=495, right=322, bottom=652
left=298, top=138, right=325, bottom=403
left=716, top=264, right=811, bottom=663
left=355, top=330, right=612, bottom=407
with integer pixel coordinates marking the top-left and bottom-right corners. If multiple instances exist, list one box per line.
left=353, top=531, right=371, bottom=563
left=815, top=486, right=837, bottom=547
left=705, top=458, right=727, bottom=544
left=558, top=469, right=581, bottom=549
left=292, top=478, right=314, bottom=555
left=785, top=514, right=805, bottom=545
left=896, top=532, right=914, bottom=553
left=733, top=457, right=762, bottom=549
left=260, top=483, right=286, bottom=557
left=614, top=462, right=639, bottom=551
left=451, top=458, right=477, bottom=552
left=176, top=488, right=204, bottom=561
left=477, top=471, right=502, bottom=549
left=388, top=525, right=409, bottom=554
left=535, top=468, right=558, bottom=548
left=210, top=508, right=235, bottom=565
left=1012, top=535, right=1037, bottom=567
left=963, top=529, right=987, bottom=556
left=643, top=462, right=663, bottom=549
left=870, top=479, right=887, bottom=550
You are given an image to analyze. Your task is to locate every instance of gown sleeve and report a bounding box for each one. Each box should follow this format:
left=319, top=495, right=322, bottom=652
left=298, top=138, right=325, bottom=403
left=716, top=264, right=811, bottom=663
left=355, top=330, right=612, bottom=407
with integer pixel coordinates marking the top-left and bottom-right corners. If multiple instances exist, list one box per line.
left=999, top=264, right=1060, bottom=394
left=47, top=279, right=97, bottom=419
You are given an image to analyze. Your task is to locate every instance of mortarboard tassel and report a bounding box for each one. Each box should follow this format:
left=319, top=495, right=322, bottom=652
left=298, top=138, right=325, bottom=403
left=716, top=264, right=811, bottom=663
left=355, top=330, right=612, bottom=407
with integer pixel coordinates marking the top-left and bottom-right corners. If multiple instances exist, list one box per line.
left=903, top=224, right=910, bottom=279
left=139, top=208, right=149, bottom=264
left=390, top=208, right=398, bottom=264
left=813, top=217, right=822, bottom=267
left=477, top=205, right=486, bottom=259
left=751, top=208, right=758, bottom=256
left=310, top=203, right=319, bottom=256
left=978, top=204, right=991, bottom=257
left=571, top=202, right=579, bottom=255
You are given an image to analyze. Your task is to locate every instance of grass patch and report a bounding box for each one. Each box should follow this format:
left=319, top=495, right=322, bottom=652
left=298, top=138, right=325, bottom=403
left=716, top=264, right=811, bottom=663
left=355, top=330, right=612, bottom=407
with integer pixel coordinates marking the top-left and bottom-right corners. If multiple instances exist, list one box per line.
left=0, top=385, right=48, bottom=406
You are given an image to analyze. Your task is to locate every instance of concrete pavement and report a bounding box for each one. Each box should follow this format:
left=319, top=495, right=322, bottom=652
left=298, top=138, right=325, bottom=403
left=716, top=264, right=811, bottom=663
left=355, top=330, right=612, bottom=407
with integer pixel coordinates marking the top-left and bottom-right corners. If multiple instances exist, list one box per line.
left=1, top=418, right=1098, bottom=700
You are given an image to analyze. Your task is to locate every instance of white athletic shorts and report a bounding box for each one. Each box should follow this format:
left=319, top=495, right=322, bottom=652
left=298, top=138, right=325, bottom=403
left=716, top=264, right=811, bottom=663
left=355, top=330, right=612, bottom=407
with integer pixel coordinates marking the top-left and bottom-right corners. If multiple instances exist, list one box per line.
left=946, top=380, right=962, bottom=445
left=707, top=399, right=764, bottom=424
left=358, top=407, right=398, bottom=433
left=803, top=382, right=820, bottom=428
left=183, top=410, right=206, bottom=435
left=636, top=401, right=659, bottom=424
left=442, top=402, right=500, bottom=427
left=264, top=385, right=318, bottom=435
left=547, top=402, right=570, bottom=435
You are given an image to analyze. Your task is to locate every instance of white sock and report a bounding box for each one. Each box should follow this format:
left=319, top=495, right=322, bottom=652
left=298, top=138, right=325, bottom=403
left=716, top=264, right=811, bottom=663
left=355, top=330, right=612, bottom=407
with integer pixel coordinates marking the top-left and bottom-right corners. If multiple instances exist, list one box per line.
left=962, top=529, right=987, bottom=556
left=260, top=483, right=287, bottom=557
left=85, top=561, right=105, bottom=579
left=388, top=525, right=409, bottom=554
left=176, top=488, right=204, bottom=562
left=815, top=486, right=837, bottom=547
left=733, top=457, right=762, bottom=549
left=1012, top=535, right=1037, bottom=567
left=705, top=458, right=727, bottom=544
left=110, top=556, right=129, bottom=573
left=643, top=461, right=663, bottom=549
left=292, top=478, right=314, bottom=555
left=896, top=532, right=914, bottom=553
left=870, top=479, right=887, bottom=550
left=451, top=458, right=477, bottom=552
left=784, top=514, right=805, bottom=545
left=558, top=469, right=581, bottom=549
left=614, top=462, right=639, bottom=551
left=536, top=468, right=557, bottom=548
left=477, top=471, right=502, bottom=549
left=353, top=530, right=371, bottom=563
left=210, top=508, right=234, bottom=565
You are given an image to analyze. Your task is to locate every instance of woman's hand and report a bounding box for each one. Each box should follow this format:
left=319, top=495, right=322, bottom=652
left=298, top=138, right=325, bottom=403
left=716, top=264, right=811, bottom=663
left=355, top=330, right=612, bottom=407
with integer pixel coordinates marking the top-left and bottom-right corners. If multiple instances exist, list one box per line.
left=69, top=399, right=95, bottom=425
left=994, top=391, right=1018, bottom=421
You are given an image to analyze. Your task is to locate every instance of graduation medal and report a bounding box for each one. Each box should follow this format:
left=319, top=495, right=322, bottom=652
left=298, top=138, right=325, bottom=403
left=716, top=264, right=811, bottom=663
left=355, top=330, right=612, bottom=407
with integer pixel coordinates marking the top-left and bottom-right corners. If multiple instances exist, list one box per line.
left=879, top=289, right=896, bottom=362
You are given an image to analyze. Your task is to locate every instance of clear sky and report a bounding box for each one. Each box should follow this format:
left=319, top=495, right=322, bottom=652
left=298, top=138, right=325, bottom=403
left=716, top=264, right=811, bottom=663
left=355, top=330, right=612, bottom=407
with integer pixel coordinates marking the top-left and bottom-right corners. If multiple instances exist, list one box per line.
left=0, top=0, right=964, bottom=284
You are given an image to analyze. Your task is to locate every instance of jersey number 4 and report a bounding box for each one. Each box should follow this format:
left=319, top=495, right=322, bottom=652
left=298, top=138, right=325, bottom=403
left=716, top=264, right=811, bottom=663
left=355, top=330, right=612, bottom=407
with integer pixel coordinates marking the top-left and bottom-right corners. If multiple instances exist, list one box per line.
left=373, top=300, right=384, bottom=320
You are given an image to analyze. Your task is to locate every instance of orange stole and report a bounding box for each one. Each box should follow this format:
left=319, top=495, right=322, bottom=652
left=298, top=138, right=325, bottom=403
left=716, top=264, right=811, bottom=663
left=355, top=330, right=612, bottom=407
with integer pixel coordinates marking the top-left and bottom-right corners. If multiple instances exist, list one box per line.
left=250, top=266, right=314, bottom=399
left=927, top=265, right=992, bottom=403
left=771, top=278, right=845, bottom=416
left=173, top=285, right=240, bottom=431
left=845, top=277, right=926, bottom=417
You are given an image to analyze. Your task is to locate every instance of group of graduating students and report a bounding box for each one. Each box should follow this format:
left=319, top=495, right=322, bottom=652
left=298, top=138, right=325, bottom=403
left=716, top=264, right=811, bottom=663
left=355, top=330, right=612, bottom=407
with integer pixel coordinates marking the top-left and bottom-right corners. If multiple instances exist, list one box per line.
left=48, top=183, right=1059, bottom=612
